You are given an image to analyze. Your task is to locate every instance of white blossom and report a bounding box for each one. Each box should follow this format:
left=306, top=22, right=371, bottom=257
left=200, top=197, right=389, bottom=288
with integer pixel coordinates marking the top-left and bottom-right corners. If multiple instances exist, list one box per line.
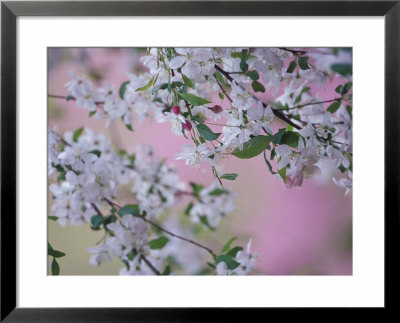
left=175, top=143, right=213, bottom=169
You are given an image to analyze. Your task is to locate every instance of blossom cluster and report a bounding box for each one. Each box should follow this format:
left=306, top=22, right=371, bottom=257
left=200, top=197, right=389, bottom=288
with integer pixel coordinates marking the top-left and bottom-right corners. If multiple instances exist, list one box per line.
left=48, top=128, right=125, bottom=226
left=63, top=47, right=353, bottom=193
left=49, top=47, right=353, bottom=275
left=48, top=127, right=252, bottom=275
left=216, top=239, right=257, bottom=276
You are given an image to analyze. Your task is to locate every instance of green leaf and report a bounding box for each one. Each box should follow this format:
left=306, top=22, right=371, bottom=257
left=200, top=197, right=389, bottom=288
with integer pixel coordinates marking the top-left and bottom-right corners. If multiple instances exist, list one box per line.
left=226, top=246, right=243, bottom=258
left=157, top=190, right=167, bottom=203
left=240, top=50, right=249, bottom=72
left=48, top=250, right=66, bottom=258
left=220, top=237, right=237, bottom=253
left=280, top=131, right=300, bottom=148
left=214, top=71, right=225, bottom=84
left=207, top=261, right=216, bottom=269
left=286, top=60, right=297, bottom=73
left=89, top=71, right=102, bottom=81
left=240, top=61, right=248, bottom=72
left=346, top=105, right=352, bottom=119
left=285, top=125, right=294, bottom=132
left=182, top=74, right=195, bottom=89
left=271, top=148, right=276, bottom=160
left=218, top=92, right=224, bottom=100
left=178, top=92, right=210, bottom=106
left=331, top=63, right=352, bottom=76
left=197, top=124, right=221, bottom=141
left=52, top=163, right=66, bottom=173
left=335, top=85, right=343, bottom=94
left=215, top=255, right=240, bottom=270
left=127, top=250, right=137, bottom=261
left=251, top=80, right=265, bottom=93
left=327, top=101, right=341, bottom=113
left=119, top=80, right=130, bottom=99
left=191, top=113, right=206, bottom=124
left=125, top=124, right=134, bottom=131
left=298, top=56, right=310, bottom=70
left=209, top=189, right=226, bottom=197
left=341, top=82, right=352, bottom=95
left=73, top=127, right=84, bottom=142
left=90, top=215, right=104, bottom=230
left=220, top=173, right=238, bottom=180
left=48, top=216, right=58, bottom=221
left=88, top=149, right=101, bottom=158
left=190, top=183, right=204, bottom=198
left=48, top=243, right=53, bottom=253
left=231, top=51, right=254, bottom=61
left=294, top=86, right=310, bottom=104
left=263, top=150, right=276, bottom=175
left=148, top=237, right=169, bottom=249
left=128, top=153, right=136, bottom=167
left=162, top=265, right=171, bottom=275
left=172, top=81, right=184, bottom=88
left=89, top=111, right=96, bottom=117
left=135, top=77, right=154, bottom=92
left=51, top=258, right=60, bottom=275
left=232, top=135, right=273, bottom=159
left=65, top=95, right=74, bottom=101
left=199, top=216, right=215, bottom=230
left=278, top=166, right=287, bottom=183
left=118, top=204, right=140, bottom=217
left=273, top=128, right=286, bottom=145
left=247, top=70, right=259, bottom=81
left=184, top=202, right=193, bottom=216
left=104, top=215, right=117, bottom=229
left=152, top=83, right=168, bottom=95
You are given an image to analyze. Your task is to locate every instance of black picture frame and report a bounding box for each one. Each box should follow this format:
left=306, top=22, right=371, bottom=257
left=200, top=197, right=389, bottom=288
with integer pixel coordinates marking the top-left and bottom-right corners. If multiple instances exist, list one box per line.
left=1, top=1, right=399, bottom=321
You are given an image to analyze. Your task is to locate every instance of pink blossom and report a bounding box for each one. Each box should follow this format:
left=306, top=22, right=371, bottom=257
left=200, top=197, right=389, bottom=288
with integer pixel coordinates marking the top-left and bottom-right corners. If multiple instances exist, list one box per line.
left=182, top=120, right=192, bottom=131
left=171, top=105, right=180, bottom=115
left=211, top=105, right=223, bottom=114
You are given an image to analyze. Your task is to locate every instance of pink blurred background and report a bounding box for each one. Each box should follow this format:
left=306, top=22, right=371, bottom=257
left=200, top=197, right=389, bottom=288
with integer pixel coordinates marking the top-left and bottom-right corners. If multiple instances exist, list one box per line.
left=48, top=48, right=352, bottom=275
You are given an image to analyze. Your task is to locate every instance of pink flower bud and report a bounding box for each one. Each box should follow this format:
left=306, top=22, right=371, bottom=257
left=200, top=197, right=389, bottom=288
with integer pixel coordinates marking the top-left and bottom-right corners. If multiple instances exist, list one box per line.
left=211, top=105, right=223, bottom=114
left=182, top=120, right=192, bottom=131
left=171, top=105, right=180, bottom=115
left=285, top=174, right=304, bottom=189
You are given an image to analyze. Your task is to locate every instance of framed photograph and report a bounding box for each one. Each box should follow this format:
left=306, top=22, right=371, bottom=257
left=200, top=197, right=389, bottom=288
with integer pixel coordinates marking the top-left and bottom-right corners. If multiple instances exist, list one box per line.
left=1, top=0, right=399, bottom=321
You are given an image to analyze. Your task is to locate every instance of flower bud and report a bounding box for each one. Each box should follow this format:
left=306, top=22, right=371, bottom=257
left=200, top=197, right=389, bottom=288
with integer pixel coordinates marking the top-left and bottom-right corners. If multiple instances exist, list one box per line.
left=211, top=105, right=223, bottom=114
left=182, top=120, right=192, bottom=131
left=171, top=105, right=180, bottom=115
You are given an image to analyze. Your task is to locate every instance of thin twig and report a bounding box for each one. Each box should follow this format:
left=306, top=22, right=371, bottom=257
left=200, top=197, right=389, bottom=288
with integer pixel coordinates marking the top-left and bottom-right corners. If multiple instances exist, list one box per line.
left=205, top=122, right=241, bottom=128
left=277, top=47, right=308, bottom=55
left=282, top=98, right=341, bottom=110
left=214, top=64, right=302, bottom=130
left=105, top=200, right=216, bottom=257
left=48, top=94, right=104, bottom=105
left=50, top=130, right=71, bottom=147
left=214, top=74, right=233, bottom=103
left=91, top=203, right=104, bottom=216
left=213, top=64, right=349, bottom=151
left=48, top=94, right=72, bottom=100
left=140, top=255, right=161, bottom=275
left=103, top=197, right=120, bottom=209
left=140, top=217, right=216, bottom=257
